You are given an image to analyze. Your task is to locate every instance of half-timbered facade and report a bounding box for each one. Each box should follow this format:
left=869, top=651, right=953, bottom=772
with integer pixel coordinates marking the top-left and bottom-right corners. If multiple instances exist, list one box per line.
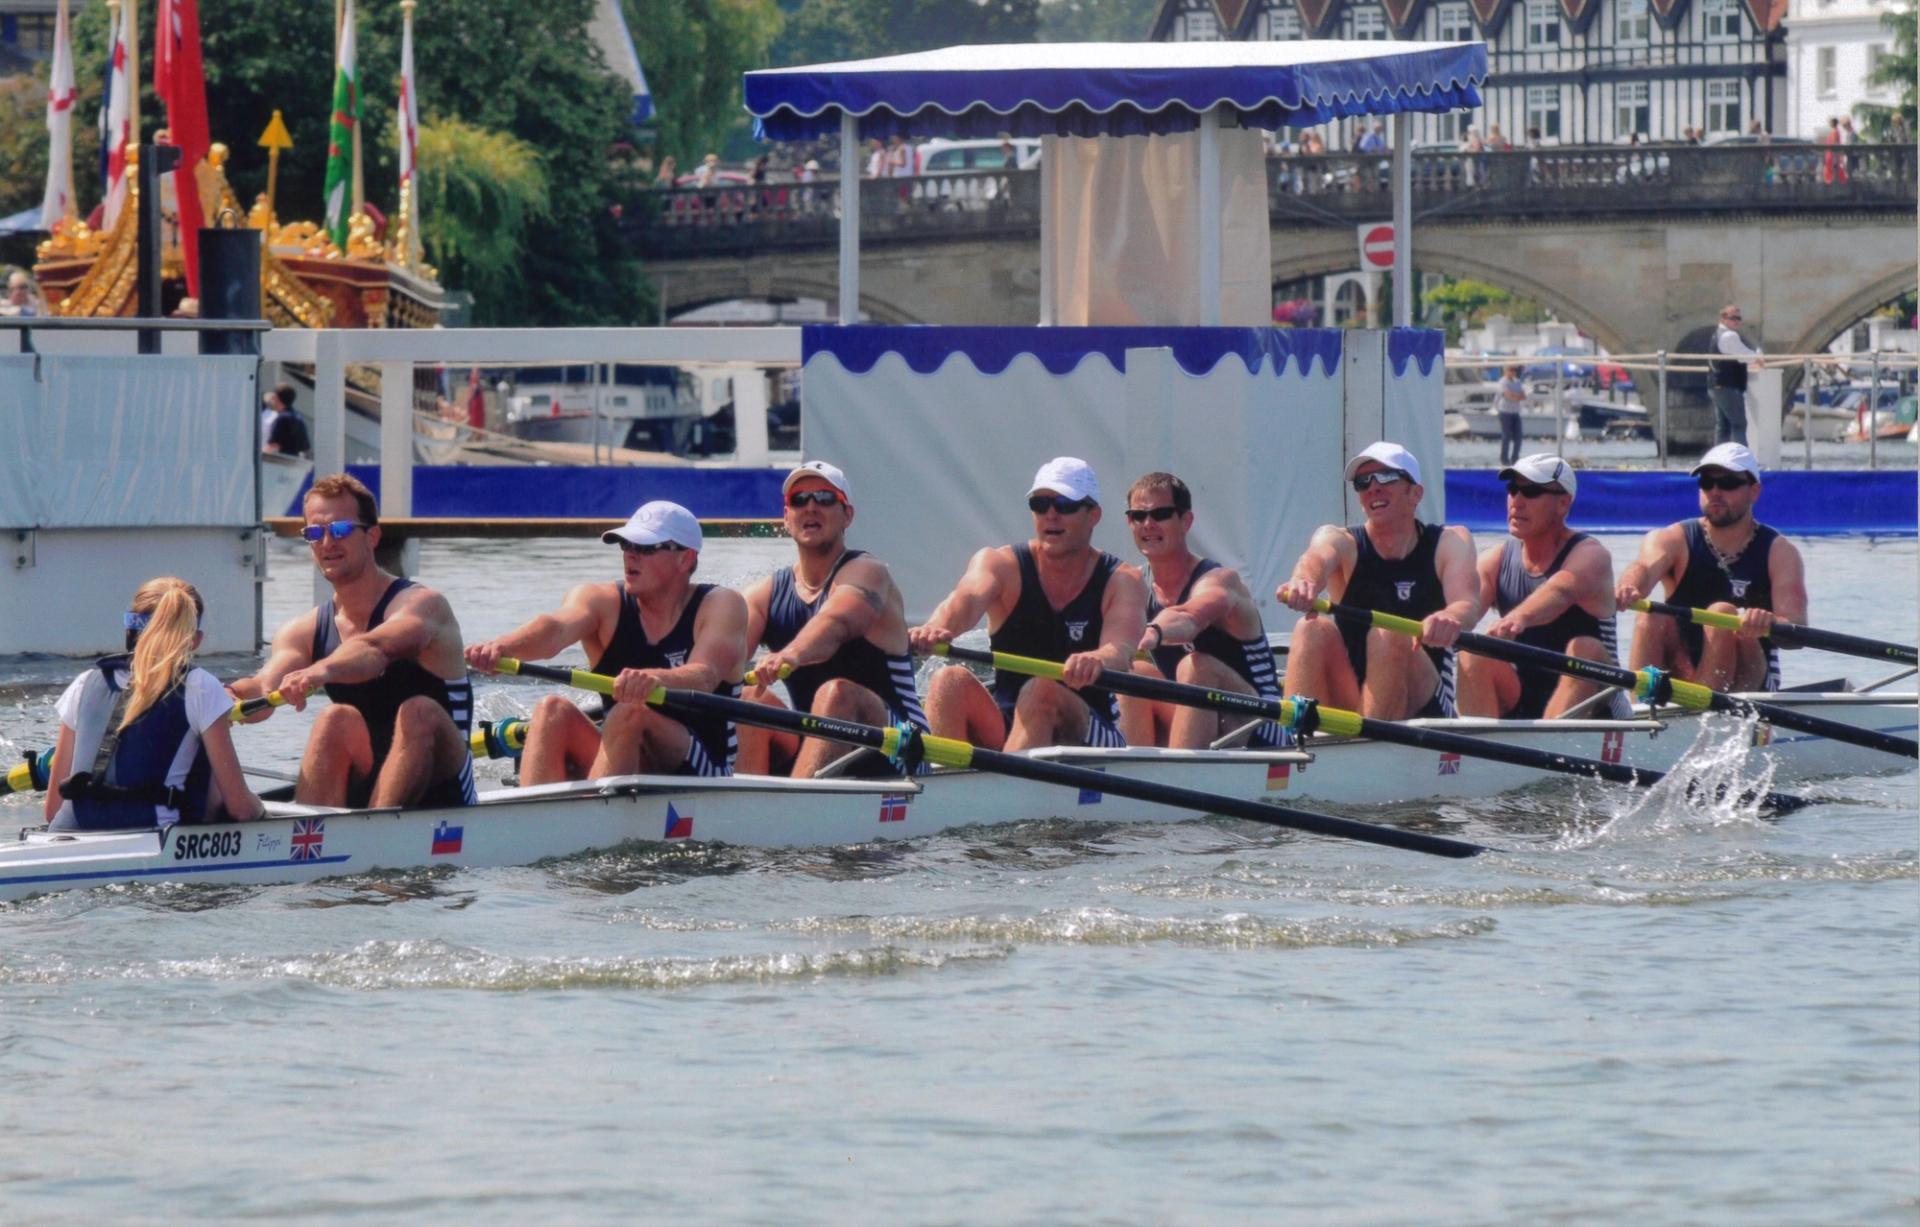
left=1150, top=0, right=1788, bottom=147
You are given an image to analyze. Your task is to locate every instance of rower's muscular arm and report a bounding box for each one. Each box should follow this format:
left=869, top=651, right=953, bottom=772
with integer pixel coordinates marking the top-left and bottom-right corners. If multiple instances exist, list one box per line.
left=1150, top=566, right=1250, bottom=648
left=229, top=610, right=319, bottom=720
left=1066, top=565, right=1146, bottom=688
left=909, top=546, right=1016, bottom=651
left=1276, top=525, right=1358, bottom=615
left=1470, top=546, right=1501, bottom=630
left=1766, top=538, right=1810, bottom=635
left=763, top=557, right=890, bottom=672
left=1489, top=538, right=1613, bottom=639
left=1616, top=524, right=1683, bottom=606
left=276, top=588, right=457, bottom=709
left=466, top=583, right=613, bottom=674
left=680, top=587, right=750, bottom=690
left=1422, top=527, right=1480, bottom=648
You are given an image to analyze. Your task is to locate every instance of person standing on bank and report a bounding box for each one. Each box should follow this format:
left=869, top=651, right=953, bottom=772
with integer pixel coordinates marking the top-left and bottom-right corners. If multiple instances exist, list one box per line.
left=1710, top=304, right=1765, bottom=446
left=1497, top=363, right=1527, bottom=466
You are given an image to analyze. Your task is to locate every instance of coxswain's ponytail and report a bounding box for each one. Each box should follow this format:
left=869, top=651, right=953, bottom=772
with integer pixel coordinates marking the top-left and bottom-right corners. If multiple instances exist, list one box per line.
left=120, top=577, right=204, bottom=732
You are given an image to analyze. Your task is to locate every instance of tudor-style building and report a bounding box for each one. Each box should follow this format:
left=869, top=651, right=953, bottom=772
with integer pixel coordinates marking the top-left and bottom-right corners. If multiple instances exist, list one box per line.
left=1150, top=0, right=1788, bottom=148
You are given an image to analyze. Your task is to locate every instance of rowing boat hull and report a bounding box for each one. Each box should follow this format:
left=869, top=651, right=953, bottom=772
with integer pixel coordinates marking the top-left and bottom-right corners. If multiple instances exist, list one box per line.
left=2, top=692, right=1911, bottom=901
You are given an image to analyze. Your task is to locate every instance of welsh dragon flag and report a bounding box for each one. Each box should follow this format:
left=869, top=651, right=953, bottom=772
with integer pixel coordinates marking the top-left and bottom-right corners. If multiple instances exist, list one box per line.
left=323, top=0, right=360, bottom=250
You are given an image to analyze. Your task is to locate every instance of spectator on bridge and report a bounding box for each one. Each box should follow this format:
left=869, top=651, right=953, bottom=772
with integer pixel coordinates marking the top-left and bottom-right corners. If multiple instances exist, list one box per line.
left=653, top=155, right=677, bottom=187
left=866, top=139, right=885, bottom=178
left=1889, top=113, right=1912, bottom=144
left=1486, top=124, right=1512, bottom=152
left=693, top=153, right=722, bottom=189
left=1746, top=120, right=1771, bottom=144
left=886, top=136, right=917, bottom=178
left=1710, top=304, right=1765, bottom=446
left=1820, top=117, right=1849, bottom=184
left=1357, top=122, right=1388, bottom=153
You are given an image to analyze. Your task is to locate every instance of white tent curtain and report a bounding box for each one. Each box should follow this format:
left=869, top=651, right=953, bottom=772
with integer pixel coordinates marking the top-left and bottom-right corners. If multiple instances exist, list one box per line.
left=1041, top=127, right=1273, bottom=328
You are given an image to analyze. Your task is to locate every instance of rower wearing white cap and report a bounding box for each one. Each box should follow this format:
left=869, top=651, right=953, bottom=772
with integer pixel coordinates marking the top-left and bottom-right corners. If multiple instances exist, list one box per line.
left=1614, top=443, right=1807, bottom=691
left=1457, top=455, right=1633, bottom=720
left=736, top=461, right=929, bottom=778
left=1275, top=442, right=1479, bottom=720
left=909, top=457, right=1148, bottom=751
left=465, top=500, right=748, bottom=782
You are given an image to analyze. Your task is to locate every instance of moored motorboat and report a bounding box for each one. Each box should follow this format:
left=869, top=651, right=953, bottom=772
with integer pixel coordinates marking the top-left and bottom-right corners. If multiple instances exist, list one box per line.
left=2, top=688, right=1910, bottom=902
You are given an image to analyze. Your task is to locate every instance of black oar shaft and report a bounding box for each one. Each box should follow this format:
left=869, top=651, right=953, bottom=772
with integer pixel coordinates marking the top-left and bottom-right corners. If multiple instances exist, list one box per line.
left=1319, top=602, right=1918, bottom=761
left=1634, top=599, right=1919, bottom=666
left=500, top=659, right=1488, bottom=860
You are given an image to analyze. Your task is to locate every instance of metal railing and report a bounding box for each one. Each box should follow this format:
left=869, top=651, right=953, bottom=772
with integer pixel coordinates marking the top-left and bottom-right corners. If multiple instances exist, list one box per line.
left=629, top=144, right=1917, bottom=258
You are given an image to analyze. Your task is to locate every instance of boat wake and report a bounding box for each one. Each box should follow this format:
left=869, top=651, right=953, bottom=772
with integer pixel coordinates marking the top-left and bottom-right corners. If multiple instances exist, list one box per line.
left=1554, top=712, right=1782, bottom=850
left=773, top=907, right=1496, bottom=950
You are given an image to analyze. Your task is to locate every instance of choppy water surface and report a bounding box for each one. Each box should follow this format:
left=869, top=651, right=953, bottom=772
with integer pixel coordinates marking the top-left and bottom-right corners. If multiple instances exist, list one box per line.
left=1, top=534, right=1913, bottom=1225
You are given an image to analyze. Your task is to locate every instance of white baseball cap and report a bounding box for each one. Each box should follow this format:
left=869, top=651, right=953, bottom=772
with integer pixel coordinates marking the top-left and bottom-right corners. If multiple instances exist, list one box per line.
left=602, top=500, right=703, bottom=551
left=1027, top=456, right=1100, bottom=504
left=782, top=459, right=852, bottom=504
left=1498, top=453, right=1577, bottom=498
left=1690, top=442, right=1761, bottom=479
left=1343, top=441, right=1423, bottom=486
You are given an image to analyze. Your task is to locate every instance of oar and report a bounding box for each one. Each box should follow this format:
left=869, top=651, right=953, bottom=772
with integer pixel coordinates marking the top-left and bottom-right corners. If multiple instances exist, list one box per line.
left=228, top=687, right=526, bottom=760
left=1629, top=599, right=1919, bottom=666
left=494, top=658, right=1491, bottom=861
left=931, top=643, right=1812, bottom=814
left=1316, top=600, right=1919, bottom=761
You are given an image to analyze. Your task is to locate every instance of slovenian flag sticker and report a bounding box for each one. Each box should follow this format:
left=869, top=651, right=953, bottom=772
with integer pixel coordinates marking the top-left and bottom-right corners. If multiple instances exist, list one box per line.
left=431, top=820, right=463, bottom=855
left=664, top=802, right=693, bottom=840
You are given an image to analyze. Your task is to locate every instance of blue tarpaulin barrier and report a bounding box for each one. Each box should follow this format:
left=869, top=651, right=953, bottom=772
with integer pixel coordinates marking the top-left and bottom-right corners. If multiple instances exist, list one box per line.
left=288, top=466, right=1917, bottom=537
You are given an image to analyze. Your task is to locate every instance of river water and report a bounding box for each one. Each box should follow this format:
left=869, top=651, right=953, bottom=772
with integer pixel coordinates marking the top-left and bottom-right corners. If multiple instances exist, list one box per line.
left=1, top=533, right=1914, bottom=1225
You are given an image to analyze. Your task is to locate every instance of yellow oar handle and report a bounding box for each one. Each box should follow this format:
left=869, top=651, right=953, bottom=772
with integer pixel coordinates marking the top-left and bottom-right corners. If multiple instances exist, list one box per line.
left=1311, top=597, right=1423, bottom=638
left=228, top=687, right=317, bottom=722
left=743, top=663, right=794, bottom=687
left=1630, top=599, right=1741, bottom=632
left=930, top=641, right=1067, bottom=680
left=1665, top=678, right=1715, bottom=711
left=498, top=658, right=648, bottom=701
left=6, top=759, right=35, bottom=795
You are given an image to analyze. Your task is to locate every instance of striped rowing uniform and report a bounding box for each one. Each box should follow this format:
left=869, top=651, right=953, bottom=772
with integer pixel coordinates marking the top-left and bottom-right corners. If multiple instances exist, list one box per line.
left=593, top=582, right=738, bottom=777
left=1494, top=535, right=1633, bottom=720
left=1337, top=522, right=1458, bottom=718
left=990, top=543, right=1127, bottom=747
left=763, top=549, right=929, bottom=739
left=312, top=578, right=477, bottom=807
left=1147, top=558, right=1289, bottom=748
left=1666, top=519, right=1782, bottom=689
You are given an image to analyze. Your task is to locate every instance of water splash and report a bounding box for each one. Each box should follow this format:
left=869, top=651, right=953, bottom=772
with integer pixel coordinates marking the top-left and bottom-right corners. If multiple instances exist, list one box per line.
left=1555, top=711, right=1782, bottom=850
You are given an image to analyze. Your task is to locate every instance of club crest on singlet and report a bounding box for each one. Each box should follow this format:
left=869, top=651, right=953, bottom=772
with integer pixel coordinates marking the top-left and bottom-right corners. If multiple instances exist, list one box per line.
left=666, top=650, right=689, bottom=667
left=1728, top=578, right=1750, bottom=599
left=1065, top=620, right=1089, bottom=642
left=1394, top=580, right=1416, bottom=601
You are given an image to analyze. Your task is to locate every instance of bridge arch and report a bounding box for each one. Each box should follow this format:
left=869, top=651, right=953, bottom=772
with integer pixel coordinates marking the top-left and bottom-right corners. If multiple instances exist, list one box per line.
left=654, top=270, right=926, bottom=327
left=1270, top=231, right=1632, bottom=355
left=1785, top=265, right=1918, bottom=358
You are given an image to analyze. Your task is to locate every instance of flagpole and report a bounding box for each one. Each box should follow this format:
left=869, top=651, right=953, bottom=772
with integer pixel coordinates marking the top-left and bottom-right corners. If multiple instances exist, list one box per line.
left=126, top=0, right=139, bottom=147
left=401, top=0, right=422, bottom=269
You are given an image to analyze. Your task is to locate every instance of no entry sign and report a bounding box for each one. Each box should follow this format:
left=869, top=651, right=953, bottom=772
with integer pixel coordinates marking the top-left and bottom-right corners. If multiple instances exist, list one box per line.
left=1357, top=222, right=1395, bottom=269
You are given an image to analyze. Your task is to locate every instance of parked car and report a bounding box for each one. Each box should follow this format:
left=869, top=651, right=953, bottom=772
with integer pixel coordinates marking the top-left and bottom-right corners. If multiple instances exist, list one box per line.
left=914, top=138, right=1041, bottom=173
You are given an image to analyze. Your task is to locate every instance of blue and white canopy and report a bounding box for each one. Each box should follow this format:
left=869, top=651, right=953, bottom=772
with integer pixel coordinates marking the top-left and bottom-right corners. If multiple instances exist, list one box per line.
left=745, top=41, right=1486, bottom=142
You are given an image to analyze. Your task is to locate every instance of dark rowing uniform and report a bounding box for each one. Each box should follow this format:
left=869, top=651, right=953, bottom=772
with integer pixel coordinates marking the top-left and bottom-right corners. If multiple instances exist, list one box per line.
left=1147, top=558, right=1289, bottom=747
left=1665, top=519, right=1782, bottom=689
left=312, top=577, right=477, bottom=807
left=592, top=582, right=738, bottom=777
left=1337, top=522, right=1458, bottom=718
left=763, top=550, right=929, bottom=734
left=1494, top=535, right=1633, bottom=720
left=990, top=543, right=1126, bottom=747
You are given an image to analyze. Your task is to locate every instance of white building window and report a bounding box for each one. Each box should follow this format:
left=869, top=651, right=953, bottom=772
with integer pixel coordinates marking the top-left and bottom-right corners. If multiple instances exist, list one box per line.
left=1349, top=5, right=1389, bottom=39
left=1184, top=8, right=1219, bottom=40
left=1432, top=110, right=1465, bottom=141
left=1615, top=0, right=1650, bottom=44
left=1526, top=85, right=1562, bottom=138
left=1438, top=2, right=1473, bottom=40
left=1616, top=82, right=1650, bottom=136
left=1706, top=80, right=1742, bottom=132
left=1703, top=0, right=1740, bottom=40
left=1816, top=46, right=1837, bottom=96
left=1526, top=0, right=1561, bottom=46
left=1261, top=5, right=1304, bottom=38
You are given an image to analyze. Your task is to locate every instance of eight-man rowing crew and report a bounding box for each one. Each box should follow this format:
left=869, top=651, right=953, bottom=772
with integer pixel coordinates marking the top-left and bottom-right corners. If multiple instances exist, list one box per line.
left=40, top=439, right=1813, bottom=832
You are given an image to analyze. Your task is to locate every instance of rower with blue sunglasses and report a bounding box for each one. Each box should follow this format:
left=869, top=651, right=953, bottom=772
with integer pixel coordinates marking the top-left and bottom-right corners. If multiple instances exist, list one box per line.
left=465, top=500, right=748, bottom=782
left=232, top=473, right=477, bottom=810
left=1613, top=443, right=1807, bottom=692
left=1275, top=442, right=1479, bottom=721
left=909, top=457, right=1147, bottom=752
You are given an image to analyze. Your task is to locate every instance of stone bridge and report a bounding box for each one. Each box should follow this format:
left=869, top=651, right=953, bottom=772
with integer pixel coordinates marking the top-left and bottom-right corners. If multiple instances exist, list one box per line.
left=633, top=144, right=1917, bottom=358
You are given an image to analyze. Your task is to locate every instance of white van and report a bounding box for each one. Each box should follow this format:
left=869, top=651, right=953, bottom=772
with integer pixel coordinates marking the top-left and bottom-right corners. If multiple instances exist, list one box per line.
left=914, top=138, right=1041, bottom=174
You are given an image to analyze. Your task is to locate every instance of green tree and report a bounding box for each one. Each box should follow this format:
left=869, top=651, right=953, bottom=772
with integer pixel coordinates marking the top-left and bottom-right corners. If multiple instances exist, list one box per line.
left=1855, top=0, right=1916, bottom=139
left=1038, top=0, right=1160, bottom=41
left=1422, top=277, right=1514, bottom=342
left=416, top=118, right=550, bottom=315
left=630, top=0, right=784, bottom=171
left=776, top=0, right=1039, bottom=66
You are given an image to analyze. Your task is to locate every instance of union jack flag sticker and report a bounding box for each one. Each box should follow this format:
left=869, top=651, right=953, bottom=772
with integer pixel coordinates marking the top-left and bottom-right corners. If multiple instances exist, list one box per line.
left=879, top=794, right=909, bottom=823
left=290, top=818, right=326, bottom=862
left=1437, top=753, right=1462, bottom=776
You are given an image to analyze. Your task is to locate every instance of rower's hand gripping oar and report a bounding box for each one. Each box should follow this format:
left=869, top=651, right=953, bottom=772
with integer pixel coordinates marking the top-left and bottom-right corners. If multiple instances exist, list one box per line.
left=930, top=642, right=1813, bottom=814
left=1629, top=599, right=1919, bottom=667
left=494, top=657, right=1491, bottom=861
left=1316, top=600, right=1919, bottom=761
left=228, top=686, right=525, bottom=761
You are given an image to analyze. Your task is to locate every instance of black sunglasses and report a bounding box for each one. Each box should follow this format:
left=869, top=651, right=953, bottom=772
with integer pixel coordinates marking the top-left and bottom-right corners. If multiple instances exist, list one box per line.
left=1697, top=474, right=1754, bottom=492
left=1125, top=506, right=1182, bottom=524
left=1350, top=471, right=1407, bottom=493
left=786, top=489, right=843, bottom=509
left=1028, top=494, right=1092, bottom=515
left=1505, top=482, right=1564, bottom=499
left=618, top=540, right=683, bottom=555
